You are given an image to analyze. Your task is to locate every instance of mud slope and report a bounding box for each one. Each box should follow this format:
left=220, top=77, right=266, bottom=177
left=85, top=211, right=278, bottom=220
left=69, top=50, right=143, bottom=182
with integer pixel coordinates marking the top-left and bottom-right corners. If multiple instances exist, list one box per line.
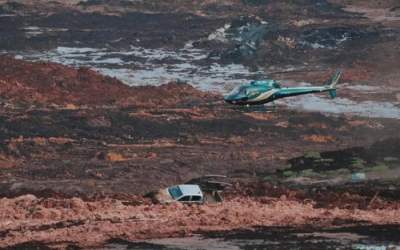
left=0, top=56, right=212, bottom=107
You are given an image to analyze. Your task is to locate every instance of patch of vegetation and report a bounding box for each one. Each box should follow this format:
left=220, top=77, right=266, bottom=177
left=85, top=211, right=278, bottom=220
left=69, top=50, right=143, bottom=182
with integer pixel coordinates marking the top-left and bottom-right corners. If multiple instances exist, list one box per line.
left=300, top=169, right=320, bottom=178
left=335, top=168, right=352, bottom=175
left=315, top=158, right=335, bottom=163
left=282, top=170, right=296, bottom=178
left=325, top=168, right=351, bottom=177
left=350, top=157, right=366, bottom=169
left=369, top=163, right=389, bottom=172
left=304, top=151, right=321, bottom=159
left=283, top=163, right=292, bottom=169
left=263, top=175, right=274, bottom=181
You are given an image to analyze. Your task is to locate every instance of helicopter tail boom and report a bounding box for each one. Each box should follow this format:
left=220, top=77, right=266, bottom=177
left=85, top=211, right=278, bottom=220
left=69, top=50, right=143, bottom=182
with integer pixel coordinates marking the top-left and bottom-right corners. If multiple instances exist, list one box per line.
left=328, top=69, right=342, bottom=88
left=326, top=69, right=342, bottom=99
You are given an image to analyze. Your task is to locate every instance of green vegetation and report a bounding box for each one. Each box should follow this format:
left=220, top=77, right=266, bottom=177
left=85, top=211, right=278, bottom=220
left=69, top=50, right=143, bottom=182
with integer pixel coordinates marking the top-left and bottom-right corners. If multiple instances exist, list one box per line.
left=300, top=169, right=320, bottom=178
left=263, top=175, right=274, bottom=181
left=304, top=151, right=321, bottom=159
left=282, top=170, right=296, bottom=178
left=335, top=168, right=352, bottom=175
left=315, top=158, right=335, bottom=163
left=325, top=168, right=351, bottom=177
left=369, top=163, right=389, bottom=172
left=350, top=157, right=366, bottom=169
left=282, top=163, right=292, bottom=170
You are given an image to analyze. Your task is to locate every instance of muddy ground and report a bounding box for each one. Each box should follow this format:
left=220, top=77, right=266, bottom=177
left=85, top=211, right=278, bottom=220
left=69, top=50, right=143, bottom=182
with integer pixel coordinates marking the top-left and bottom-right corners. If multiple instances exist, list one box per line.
left=0, top=56, right=399, bottom=248
left=0, top=0, right=400, bottom=249
left=1, top=56, right=398, bottom=198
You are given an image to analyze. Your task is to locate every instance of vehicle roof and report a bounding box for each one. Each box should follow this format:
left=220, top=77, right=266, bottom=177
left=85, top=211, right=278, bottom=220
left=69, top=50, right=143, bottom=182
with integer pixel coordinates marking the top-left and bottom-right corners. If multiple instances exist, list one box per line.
left=177, top=184, right=203, bottom=196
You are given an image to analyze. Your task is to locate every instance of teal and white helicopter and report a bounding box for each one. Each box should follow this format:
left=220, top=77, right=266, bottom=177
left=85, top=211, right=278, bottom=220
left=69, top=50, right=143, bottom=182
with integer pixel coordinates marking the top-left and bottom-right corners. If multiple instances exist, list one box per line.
left=224, top=70, right=342, bottom=105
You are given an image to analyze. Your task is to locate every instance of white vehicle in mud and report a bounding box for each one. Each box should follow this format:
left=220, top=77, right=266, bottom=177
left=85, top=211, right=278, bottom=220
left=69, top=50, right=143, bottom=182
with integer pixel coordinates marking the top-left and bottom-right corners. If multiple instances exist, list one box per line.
left=153, top=184, right=204, bottom=204
left=147, top=176, right=230, bottom=204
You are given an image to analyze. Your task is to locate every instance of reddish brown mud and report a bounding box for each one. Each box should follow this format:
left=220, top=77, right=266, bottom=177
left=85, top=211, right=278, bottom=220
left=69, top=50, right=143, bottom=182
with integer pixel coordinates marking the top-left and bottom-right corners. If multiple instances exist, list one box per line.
left=0, top=0, right=400, bottom=248
left=0, top=56, right=212, bottom=107
left=2, top=191, right=400, bottom=248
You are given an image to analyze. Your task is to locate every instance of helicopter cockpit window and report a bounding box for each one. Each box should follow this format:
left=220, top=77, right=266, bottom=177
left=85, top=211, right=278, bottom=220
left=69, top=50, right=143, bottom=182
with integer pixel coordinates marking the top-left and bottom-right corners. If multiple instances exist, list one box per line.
left=245, top=89, right=260, bottom=96
left=229, top=86, right=246, bottom=96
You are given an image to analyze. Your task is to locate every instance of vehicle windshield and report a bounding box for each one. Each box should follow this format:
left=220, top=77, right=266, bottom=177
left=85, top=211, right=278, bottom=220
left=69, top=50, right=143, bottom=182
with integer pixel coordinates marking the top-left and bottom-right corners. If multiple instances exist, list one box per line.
left=168, top=186, right=183, bottom=199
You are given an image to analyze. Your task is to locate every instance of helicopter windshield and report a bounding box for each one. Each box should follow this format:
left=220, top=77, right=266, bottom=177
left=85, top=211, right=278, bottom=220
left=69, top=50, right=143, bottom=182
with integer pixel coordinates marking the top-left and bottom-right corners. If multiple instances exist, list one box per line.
left=227, top=80, right=279, bottom=98
left=228, top=85, right=247, bottom=96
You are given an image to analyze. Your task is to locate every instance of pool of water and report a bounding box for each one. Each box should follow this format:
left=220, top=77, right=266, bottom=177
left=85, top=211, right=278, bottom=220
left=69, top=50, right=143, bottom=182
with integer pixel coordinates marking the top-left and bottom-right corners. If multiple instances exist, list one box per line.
left=14, top=46, right=267, bottom=93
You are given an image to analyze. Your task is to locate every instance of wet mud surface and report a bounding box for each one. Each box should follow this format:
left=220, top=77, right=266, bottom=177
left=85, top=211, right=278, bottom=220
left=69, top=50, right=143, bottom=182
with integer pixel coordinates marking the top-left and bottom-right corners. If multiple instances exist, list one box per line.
left=116, top=225, right=400, bottom=249
left=0, top=0, right=400, bottom=248
left=0, top=56, right=400, bottom=248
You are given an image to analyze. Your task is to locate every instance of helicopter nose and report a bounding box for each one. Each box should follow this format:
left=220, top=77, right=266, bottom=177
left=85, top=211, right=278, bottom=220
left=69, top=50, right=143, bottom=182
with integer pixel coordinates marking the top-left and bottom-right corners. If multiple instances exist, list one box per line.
left=224, top=94, right=236, bottom=104
left=224, top=94, right=232, bottom=102
left=224, top=94, right=247, bottom=104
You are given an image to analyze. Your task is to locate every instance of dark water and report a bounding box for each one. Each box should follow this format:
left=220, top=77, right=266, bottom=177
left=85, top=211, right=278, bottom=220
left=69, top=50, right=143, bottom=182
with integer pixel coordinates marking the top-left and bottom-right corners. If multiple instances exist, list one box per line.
left=103, top=225, right=400, bottom=250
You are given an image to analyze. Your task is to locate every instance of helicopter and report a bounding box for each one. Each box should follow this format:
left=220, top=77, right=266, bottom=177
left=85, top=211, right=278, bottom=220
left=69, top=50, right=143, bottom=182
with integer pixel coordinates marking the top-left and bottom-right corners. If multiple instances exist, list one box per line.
left=224, top=70, right=342, bottom=105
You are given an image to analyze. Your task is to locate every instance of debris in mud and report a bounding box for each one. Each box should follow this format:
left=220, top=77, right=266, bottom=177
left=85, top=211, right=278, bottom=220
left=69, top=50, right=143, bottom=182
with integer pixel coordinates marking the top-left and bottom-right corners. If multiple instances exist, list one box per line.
left=298, top=27, right=377, bottom=49
left=207, top=16, right=268, bottom=62
left=274, top=137, right=400, bottom=189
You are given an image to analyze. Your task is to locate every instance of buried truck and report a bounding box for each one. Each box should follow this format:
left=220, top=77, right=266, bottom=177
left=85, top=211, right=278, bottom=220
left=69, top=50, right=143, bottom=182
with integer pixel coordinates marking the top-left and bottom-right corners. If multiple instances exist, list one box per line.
left=147, top=175, right=231, bottom=204
left=152, top=184, right=204, bottom=204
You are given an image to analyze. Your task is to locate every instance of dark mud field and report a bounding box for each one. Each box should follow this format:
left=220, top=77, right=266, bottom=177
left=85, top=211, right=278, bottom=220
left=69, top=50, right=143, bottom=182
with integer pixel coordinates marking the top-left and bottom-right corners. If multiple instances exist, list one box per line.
left=111, top=225, right=400, bottom=249
left=1, top=0, right=400, bottom=249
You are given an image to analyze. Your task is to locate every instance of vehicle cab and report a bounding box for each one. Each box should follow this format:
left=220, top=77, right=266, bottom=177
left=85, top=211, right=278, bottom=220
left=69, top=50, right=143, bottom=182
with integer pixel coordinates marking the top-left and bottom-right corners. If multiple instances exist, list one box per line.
left=167, top=185, right=203, bottom=203
left=150, top=184, right=204, bottom=204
